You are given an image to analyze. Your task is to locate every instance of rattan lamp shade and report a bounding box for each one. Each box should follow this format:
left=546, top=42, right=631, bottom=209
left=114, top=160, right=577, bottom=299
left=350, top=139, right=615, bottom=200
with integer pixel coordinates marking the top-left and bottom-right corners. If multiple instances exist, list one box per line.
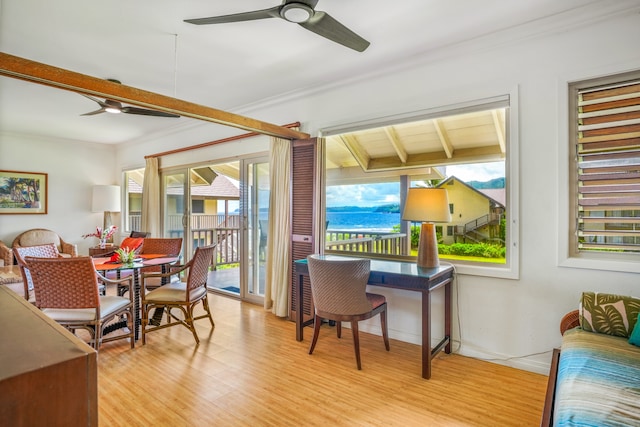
left=402, top=188, right=451, bottom=268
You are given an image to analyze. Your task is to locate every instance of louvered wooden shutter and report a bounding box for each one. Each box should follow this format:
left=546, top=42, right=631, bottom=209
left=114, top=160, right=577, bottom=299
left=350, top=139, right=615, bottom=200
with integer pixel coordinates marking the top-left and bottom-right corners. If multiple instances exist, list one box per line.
left=289, top=138, right=318, bottom=322
left=576, top=79, right=640, bottom=253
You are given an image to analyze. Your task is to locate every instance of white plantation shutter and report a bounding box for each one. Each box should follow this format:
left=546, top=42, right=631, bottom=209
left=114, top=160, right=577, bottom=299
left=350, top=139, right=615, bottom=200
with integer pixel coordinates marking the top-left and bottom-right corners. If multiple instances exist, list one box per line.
left=576, top=77, right=640, bottom=253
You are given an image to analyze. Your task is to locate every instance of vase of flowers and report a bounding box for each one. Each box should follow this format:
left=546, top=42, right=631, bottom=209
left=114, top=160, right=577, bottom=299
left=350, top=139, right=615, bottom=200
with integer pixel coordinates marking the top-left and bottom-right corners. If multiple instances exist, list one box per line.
left=83, top=225, right=117, bottom=249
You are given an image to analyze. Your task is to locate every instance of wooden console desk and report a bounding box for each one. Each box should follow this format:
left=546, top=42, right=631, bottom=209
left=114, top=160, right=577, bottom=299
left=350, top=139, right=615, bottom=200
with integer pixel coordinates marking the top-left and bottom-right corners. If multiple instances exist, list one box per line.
left=0, top=286, right=97, bottom=426
left=294, top=255, right=454, bottom=379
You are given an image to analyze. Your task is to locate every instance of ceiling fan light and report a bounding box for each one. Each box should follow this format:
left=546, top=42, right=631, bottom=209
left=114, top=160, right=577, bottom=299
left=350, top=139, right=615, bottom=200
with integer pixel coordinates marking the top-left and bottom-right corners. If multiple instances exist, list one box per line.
left=281, top=3, right=313, bottom=23
left=104, top=99, right=122, bottom=114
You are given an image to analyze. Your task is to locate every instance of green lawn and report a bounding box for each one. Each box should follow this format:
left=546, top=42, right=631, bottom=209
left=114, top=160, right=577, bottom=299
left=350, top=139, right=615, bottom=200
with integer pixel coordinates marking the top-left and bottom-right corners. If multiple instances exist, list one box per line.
left=409, top=249, right=506, bottom=264
left=439, top=254, right=506, bottom=264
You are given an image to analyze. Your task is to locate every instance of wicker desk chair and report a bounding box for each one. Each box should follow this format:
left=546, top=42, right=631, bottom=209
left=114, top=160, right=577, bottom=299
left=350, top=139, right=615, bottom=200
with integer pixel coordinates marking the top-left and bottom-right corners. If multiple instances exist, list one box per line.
left=141, top=244, right=216, bottom=345
left=25, top=256, right=134, bottom=350
left=307, top=255, right=390, bottom=370
left=13, top=243, right=63, bottom=302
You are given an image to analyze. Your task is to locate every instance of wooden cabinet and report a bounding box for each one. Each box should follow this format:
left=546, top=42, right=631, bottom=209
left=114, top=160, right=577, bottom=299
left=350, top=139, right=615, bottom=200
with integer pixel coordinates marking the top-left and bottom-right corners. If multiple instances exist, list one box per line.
left=89, top=244, right=116, bottom=257
left=0, top=286, right=98, bottom=426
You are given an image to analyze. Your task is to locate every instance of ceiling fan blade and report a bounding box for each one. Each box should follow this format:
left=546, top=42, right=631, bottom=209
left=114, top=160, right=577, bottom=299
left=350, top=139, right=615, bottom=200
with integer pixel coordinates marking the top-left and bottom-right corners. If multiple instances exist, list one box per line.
left=300, top=11, right=369, bottom=52
left=121, top=106, right=180, bottom=118
left=80, top=93, right=110, bottom=109
left=184, top=6, right=280, bottom=25
left=81, top=108, right=106, bottom=116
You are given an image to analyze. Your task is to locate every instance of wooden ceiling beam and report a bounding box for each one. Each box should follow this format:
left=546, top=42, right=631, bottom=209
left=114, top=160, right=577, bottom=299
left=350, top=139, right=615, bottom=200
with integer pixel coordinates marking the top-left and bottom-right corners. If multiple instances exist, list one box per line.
left=433, top=119, right=454, bottom=159
left=491, top=110, right=506, bottom=153
left=368, top=146, right=505, bottom=171
left=340, top=134, right=371, bottom=170
left=383, top=126, right=408, bottom=164
left=0, top=52, right=309, bottom=141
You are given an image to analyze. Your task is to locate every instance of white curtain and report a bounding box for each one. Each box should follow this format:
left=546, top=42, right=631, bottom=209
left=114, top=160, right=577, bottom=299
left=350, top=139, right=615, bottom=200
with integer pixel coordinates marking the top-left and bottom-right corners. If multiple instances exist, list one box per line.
left=141, top=157, right=161, bottom=237
left=264, top=137, right=291, bottom=317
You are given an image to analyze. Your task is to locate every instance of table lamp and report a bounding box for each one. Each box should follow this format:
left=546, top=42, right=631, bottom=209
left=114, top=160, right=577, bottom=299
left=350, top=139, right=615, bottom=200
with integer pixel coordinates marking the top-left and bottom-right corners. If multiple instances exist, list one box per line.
left=92, top=185, right=121, bottom=240
left=402, top=188, right=451, bottom=268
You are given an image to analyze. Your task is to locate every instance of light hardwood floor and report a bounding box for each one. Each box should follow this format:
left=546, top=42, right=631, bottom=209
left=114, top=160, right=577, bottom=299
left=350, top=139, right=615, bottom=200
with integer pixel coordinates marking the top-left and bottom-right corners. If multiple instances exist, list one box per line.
left=97, top=293, right=548, bottom=426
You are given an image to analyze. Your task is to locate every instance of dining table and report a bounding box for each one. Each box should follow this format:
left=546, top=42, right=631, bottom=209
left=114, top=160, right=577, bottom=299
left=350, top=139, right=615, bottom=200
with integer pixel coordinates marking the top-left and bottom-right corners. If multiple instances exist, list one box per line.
left=93, top=254, right=180, bottom=340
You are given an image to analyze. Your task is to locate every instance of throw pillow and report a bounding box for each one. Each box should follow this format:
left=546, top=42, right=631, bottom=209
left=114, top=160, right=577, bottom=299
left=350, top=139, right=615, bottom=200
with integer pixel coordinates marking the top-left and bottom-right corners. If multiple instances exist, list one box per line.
left=630, top=313, right=640, bottom=347
left=119, top=237, right=144, bottom=253
left=580, top=292, right=640, bottom=338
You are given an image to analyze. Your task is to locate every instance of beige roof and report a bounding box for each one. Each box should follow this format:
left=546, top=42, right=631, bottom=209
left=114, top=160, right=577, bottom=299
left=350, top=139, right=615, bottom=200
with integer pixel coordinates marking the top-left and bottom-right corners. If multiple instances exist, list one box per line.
left=129, top=174, right=239, bottom=200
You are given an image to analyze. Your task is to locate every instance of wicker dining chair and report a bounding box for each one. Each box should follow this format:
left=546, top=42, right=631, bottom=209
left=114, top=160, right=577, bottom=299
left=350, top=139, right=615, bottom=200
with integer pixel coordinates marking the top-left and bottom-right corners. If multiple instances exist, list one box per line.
left=103, top=237, right=183, bottom=294
left=138, top=237, right=183, bottom=290
left=13, top=243, right=62, bottom=302
left=25, top=256, right=135, bottom=350
left=140, top=244, right=216, bottom=345
left=306, top=255, right=390, bottom=370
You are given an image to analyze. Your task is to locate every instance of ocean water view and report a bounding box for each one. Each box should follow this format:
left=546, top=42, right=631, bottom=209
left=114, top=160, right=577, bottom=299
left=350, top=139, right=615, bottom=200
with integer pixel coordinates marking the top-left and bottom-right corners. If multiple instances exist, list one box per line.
left=326, top=211, right=401, bottom=232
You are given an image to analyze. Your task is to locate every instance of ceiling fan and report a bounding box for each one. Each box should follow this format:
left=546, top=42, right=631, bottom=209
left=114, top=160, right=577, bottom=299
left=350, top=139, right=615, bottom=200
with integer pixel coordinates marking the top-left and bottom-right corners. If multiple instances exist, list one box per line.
left=184, top=0, right=370, bottom=52
left=80, top=79, right=180, bottom=118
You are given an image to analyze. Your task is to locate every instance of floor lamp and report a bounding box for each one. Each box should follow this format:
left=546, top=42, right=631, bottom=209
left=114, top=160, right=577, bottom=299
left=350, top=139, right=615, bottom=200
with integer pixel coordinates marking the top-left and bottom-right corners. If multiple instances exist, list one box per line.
left=92, top=185, right=121, bottom=242
left=402, top=188, right=451, bottom=268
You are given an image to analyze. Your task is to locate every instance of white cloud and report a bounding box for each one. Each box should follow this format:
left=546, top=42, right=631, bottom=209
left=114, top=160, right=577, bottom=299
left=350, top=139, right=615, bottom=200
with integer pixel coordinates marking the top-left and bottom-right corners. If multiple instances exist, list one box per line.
left=445, top=162, right=504, bottom=182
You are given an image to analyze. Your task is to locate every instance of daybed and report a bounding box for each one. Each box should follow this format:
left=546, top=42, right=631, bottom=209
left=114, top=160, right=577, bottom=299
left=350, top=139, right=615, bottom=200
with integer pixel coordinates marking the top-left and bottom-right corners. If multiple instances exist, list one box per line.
left=542, top=292, right=640, bottom=426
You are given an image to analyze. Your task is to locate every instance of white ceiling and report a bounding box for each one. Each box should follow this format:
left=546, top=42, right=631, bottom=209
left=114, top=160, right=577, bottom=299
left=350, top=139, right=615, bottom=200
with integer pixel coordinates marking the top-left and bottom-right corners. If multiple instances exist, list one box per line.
left=0, top=0, right=631, bottom=145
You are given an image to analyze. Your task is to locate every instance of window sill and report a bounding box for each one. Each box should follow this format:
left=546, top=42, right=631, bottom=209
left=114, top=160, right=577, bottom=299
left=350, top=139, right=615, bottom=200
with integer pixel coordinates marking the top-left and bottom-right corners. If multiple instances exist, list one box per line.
left=559, top=255, right=640, bottom=274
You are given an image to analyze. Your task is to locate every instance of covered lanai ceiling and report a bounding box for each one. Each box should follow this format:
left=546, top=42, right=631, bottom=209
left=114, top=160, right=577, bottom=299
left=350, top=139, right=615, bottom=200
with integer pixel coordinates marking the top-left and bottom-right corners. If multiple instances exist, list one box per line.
left=326, top=108, right=506, bottom=173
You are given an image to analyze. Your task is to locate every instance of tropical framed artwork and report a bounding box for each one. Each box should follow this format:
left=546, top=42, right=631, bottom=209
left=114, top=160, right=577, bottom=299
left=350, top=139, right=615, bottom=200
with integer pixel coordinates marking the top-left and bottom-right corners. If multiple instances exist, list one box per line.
left=0, top=170, right=48, bottom=214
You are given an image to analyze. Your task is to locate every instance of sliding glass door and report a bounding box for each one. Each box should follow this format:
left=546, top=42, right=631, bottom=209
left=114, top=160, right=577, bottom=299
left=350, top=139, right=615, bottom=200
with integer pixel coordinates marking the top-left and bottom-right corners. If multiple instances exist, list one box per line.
left=162, top=169, right=189, bottom=259
left=241, top=156, right=269, bottom=304
left=160, top=157, right=268, bottom=305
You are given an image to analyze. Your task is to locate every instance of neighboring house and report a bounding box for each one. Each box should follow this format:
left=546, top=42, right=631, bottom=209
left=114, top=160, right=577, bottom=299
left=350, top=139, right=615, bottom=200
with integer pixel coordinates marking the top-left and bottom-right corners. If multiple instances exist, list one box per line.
left=436, top=176, right=505, bottom=245
left=127, top=172, right=240, bottom=233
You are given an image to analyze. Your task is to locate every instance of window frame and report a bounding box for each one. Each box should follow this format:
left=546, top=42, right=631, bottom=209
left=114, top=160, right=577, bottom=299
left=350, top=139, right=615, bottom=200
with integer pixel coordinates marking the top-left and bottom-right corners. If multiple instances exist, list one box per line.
left=560, top=70, right=640, bottom=273
left=319, top=92, right=520, bottom=279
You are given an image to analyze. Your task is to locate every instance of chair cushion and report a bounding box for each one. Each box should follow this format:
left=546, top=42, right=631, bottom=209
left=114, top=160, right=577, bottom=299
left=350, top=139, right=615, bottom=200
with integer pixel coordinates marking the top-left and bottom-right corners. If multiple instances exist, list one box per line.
left=19, top=230, right=61, bottom=248
left=579, top=292, right=640, bottom=338
left=42, top=296, right=130, bottom=322
left=119, top=237, right=144, bottom=252
left=145, top=282, right=207, bottom=303
left=366, top=292, right=386, bottom=309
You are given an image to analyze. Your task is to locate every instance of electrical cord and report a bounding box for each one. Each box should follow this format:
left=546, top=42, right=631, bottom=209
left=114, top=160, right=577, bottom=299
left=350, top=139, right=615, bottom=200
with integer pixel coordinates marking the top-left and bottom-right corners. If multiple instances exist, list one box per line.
left=441, top=261, right=553, bottom=363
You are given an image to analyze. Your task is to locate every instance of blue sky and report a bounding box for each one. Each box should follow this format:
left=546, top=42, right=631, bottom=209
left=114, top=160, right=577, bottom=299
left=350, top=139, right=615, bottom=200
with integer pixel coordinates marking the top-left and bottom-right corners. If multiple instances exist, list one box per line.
left=326, top=161, right=505, bottom=207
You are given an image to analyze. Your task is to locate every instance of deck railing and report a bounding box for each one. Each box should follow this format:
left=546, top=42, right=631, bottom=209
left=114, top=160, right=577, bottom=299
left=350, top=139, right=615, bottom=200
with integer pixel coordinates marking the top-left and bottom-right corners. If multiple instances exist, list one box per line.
left=129, top=216, right=408, bottom=263
left=325, top=229, right=408, bottom=256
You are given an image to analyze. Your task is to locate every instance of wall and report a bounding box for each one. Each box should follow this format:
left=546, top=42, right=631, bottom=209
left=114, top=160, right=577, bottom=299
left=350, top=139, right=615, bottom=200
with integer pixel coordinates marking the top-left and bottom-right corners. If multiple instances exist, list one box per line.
left=116, top=12, right=640, bottom=374
left=0, top=132, right=119, bottom=254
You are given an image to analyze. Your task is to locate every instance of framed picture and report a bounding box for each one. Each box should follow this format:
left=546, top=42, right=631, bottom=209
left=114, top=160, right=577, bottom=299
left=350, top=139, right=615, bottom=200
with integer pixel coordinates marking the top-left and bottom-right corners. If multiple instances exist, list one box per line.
left=0, top=170, right=48, bottom=214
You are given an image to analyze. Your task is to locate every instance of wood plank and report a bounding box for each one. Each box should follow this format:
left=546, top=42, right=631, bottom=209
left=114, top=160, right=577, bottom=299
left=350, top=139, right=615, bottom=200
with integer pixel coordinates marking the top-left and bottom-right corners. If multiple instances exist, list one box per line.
left=541, top=348, right=561, bottom=427
left=0, top=52, right=309, bottom=141
left=95, top=291, right=548, bottom=426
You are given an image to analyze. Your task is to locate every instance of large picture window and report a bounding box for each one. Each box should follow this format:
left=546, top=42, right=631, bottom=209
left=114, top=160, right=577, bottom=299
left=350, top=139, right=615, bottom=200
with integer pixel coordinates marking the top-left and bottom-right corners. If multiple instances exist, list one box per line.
left=569, top=71, right=640, bottom=262
left=320, top=94, right=518, bottom=278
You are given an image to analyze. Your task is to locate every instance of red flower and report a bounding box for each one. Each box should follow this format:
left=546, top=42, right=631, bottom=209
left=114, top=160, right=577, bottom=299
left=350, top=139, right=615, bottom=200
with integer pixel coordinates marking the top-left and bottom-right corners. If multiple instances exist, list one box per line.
left=82, top=225, right=117, bottom=239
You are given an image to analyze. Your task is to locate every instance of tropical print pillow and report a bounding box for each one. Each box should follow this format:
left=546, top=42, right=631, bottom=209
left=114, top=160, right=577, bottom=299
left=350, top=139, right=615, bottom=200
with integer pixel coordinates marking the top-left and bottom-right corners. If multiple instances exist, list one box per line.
left=579, top=292, right=640, bottom=338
